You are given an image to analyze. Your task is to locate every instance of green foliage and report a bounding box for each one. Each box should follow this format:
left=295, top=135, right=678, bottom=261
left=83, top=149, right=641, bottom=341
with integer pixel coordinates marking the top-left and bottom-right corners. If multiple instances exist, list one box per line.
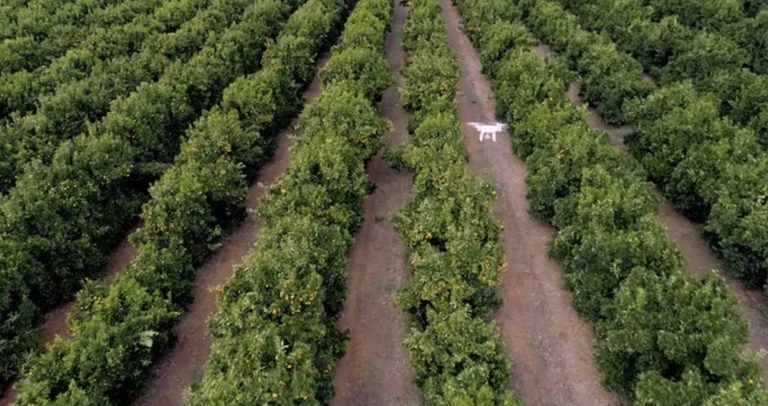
left=705, top=153, right=768, bottom=287
left=320, top=47, right=392, bottom=100
left=625, top=82, right=725, bottom=189
left=1, top=134, right=138, bottom=309
left=0, top=267, right=35, bottom=389
left=453, top=0, right=521, bottom=41
left=525, top=121, right=641, bottom=221
left=190, top=216, right=350, bottom=405
left=733, top=10, right=768, bottom=73
left=0, top=0, right=164, bottom=74
left=566, top=0, right=768, bottom=153
left=645, top=0, right=743, bottom=30
left=598, top=269, right=761, bottom=402
left=661, top=31, right=747, bottom=85
left=507, top=100, right=581, bottom=160
left=477, top=21, right=535, bottom=76
left=569, top=0, right=686, bottom=68
left=701, top=70, right=768, bottom=148
left=0, top=0, right=253, bottom=193
left=259, top=88, right=386, bottom=229
left=622, top=78, right=768, bottom=285
left=189, top=0, right=391, bottom=402
left=401, top=48, right=458, bottom=125
left=576, top=42, right=654, bottom=123
left=0, top=0, right=206, bottom=119
left=336, top=9, right=388, bottom=51
left=5, top=0, right=304, bottom=397
left=17, top=275, right=179, bottom=404
left=406, top=308, right=518, bottom=406
left=455, top=0, right=768, bottom=402
left=492, top=47, right=569, bottom=128
left=551, top=166, right=681, bottom=319
left=522, top=0, right=653, bottom=123
left=564, top=0, right=768, bottom=309
left=396, top=0, right=518, bottom=403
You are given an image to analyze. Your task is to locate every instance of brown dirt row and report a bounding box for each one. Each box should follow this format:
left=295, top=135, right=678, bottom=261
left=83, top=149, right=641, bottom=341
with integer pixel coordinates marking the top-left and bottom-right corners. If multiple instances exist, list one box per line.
left=132, top=56, right=330, bottom=406
left=330, top=2, right=422, bottom=405
left=440, top=1, right=618, bottom=405
left=560, top=62, right=768, bottom=384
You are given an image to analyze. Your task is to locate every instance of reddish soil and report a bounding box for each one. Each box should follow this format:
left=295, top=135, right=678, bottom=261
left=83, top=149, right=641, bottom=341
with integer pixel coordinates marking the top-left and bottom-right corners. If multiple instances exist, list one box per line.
left=441, top=3, right=618, bottom=405
left=331, top=3, right=421, bottom=405
left=0, top=384, right=15, bottom=405
left=132, top=56, right=329, bottom=406
left=546, top=43, right=768, bottom=382
left=0, top=225, right=140, bottom=406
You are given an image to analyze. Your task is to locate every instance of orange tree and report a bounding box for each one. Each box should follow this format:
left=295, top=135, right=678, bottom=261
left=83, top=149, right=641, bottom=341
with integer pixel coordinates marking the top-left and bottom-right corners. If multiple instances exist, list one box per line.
left=188, top=0, right=393, bottom=402
left=455, top=0, right=768, bottom=402
left=12, top=0, right=345, bottom=402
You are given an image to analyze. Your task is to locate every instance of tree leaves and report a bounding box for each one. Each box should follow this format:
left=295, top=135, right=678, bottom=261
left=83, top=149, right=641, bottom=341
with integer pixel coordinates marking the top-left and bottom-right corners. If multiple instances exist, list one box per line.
left=466, top=0, right=768, bottom=402
left=397, top=0, right=517, bottom=403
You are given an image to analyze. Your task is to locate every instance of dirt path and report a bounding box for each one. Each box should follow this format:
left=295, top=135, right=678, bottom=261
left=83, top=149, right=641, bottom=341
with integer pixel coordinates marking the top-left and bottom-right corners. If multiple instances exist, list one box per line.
left=560, top=63, right=768, bottom=383
left=440, top=3, right=618, bottom=405
left=330, top=3, right=421, bottom=405
left=132, top=56, right=329, bottom=406
left=0, top=225, right=139, bottom=406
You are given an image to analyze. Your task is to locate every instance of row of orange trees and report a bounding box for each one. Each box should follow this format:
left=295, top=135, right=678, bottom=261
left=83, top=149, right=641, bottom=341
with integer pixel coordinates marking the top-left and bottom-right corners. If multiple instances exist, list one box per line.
left=0, top=0, right=125, bottom=41
left=0, top=0, right=161, bottom=74
left=395, top=0, right=518, bottom=403
left=534, top=0, right=768, bottom=297
left=560, top=0, right=768, bottom=149
left=0, top=0, right=246, bottom=192
left=11, top=0, right=348, bottom=402
left=0, top=0, right=301, bottom=392
left=456, top=0, right=768, bottom=402
left=187, top=0, right=393, bottom=402
left=0, top=0, right=31, bottom=40
left=0, top=0, right=206, bottom=119
left=617, top=0, right=768, bottom=73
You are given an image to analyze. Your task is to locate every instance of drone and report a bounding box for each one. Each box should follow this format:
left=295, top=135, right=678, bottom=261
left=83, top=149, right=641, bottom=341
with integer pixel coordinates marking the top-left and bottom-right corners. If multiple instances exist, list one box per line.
left=468, top=122, right=505, bottom=142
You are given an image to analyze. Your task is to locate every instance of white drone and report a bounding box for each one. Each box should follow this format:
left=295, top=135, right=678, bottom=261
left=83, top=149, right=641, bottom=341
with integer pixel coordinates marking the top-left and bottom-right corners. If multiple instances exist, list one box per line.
left=469, top=122, right=505, bottom=142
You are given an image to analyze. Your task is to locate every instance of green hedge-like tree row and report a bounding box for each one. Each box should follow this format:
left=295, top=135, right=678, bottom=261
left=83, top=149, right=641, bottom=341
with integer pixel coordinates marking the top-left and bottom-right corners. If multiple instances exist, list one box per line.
left=561, top=0, right=768, bottom=148
left=0, top=0, right=209, bottom=119
left=188, top=0, right=393, bottom=402
left=395, top=0, right=518, bottom=403
left=0, top=0, right=30, bottom=40
left=0, top=0, right=118, bottom=41
left=0, top=0, right=299, bottom=392
left=11, top=0, right=346, bottom=402
left=0, top=0, right=250, bottom=193
left=525, top=0, right=768, bottom=296
left=0, top=0, right=161, bottom=74
left=627, top=0, right=768, bottom=77
left=455, top=0, right=768, bottom=403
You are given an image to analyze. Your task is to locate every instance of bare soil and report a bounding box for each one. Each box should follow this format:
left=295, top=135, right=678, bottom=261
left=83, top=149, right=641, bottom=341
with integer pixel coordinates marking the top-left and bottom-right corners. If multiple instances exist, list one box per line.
left=330, top=3, right=422, bottom=405
left=441, top=3, right=618, bottom=405
left=558, top=44, right=768, bottom=382
left=132, top=56, right=329, bottom=406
